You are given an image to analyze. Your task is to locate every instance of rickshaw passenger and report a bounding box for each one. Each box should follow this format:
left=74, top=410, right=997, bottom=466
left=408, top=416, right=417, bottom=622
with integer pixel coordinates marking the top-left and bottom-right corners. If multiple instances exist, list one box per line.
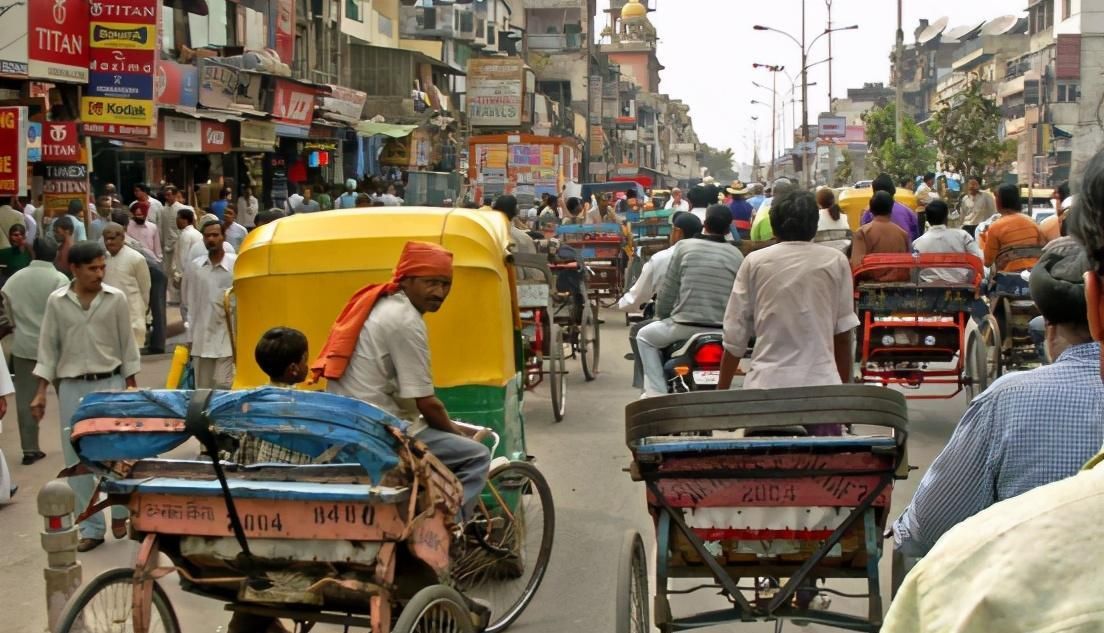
left=562, top=197, right=586, bottom=225
left=717, top=191, right=859, bottom=435
left=492, top=195, right=541, bottom=281
left=311, top=242, right=491, bottom=516
left=891, top=242, right=1102, bottom=559
left=983, top=183, right=1047, bottom=273
left=851, top=191, right=911, bottom=282
left=883, top=154, right=1104, bottom=632
left=911, top=200, right=984, bottom=284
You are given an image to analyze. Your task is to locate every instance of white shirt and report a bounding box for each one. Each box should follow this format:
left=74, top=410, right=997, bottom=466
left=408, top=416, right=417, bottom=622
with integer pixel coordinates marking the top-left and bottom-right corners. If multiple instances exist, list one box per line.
left=883, top=459, right=1104, bottom=633
left=690, top=207, right=706, bottom=223
left=224, top=222, right=248, bottom=251
left=21, top=206, right=37, bottom=243
left=237, top=196, right=259, bottom=228
left=144, top=197, right=164, bottom=228
left=327, top=292, right=436, bottom=435
left=186, top=240, right=235, bottom=270
left=0, top=261, right=69, bottom=359
left=174, top=224, right=203, bottom=278
left=617, top=247, right=674, bottom=310
left=665, top=198, right=690, bottom=213
left=915, top=183, right=938, bottom=207
left=161, top=202, right=184, bottom=252
left=104, top=245, right=152, bottom=334
left=911, top=225, right=984, bottom=284
left=817, top=209, right=850, bottom=232
left=723, top=241, right=860, bottom=389
left=181, top=253, right=236, bottom=359
left=33, top=284, right=142, bottom=382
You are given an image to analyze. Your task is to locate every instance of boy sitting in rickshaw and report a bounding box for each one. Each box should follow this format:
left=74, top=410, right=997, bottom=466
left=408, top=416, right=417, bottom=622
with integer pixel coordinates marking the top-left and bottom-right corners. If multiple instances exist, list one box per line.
left=311, top=241, right=491, bottom=517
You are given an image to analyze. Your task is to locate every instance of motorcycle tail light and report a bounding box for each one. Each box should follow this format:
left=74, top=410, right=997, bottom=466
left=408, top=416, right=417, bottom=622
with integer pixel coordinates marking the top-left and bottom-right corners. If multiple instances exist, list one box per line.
left=693, top=342, right=724, bottom=367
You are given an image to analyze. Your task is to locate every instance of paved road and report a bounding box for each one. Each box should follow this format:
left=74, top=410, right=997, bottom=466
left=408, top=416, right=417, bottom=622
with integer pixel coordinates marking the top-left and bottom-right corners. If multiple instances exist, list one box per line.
left=0, top=315, right=968, bottom=632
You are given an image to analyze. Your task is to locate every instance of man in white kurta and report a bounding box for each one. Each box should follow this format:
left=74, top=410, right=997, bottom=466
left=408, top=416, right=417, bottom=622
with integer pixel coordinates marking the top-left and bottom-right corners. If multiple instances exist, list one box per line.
left=102, top=223, right=151, bottom=349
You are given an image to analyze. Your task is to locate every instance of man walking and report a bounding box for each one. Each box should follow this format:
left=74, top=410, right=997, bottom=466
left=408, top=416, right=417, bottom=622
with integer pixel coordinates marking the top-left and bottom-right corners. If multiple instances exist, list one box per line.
left=102, top=223, right=152, bottom=350
left=237, top=185, right=259, bottom=228
left=959, top=178, right=997, bottom=236
left=160, top=186, right=184, bottom=298
left=664, top=187, right=689, bottom=212
left=133, top=183, right=163, bottom=228
left=111, top=210, right=167, bottom=354
left=31, top=241, right=139, bottom=551
left=0, top=238, right=68, bottom=465
left=182, top=219, right=236, bottom=389
left=126, top=201, right=162, bottom=262
left=173, top=207, right=201, bottom=282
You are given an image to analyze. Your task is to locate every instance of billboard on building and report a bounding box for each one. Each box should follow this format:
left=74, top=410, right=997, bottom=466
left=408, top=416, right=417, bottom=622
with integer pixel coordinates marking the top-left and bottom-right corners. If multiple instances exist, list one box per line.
left=82, top=0, right=158, bottom=137
left=0, top=108, right=27, bottom=196
left=28, top=0, right=89, bottom=82
left=818, top=115, right=847, bottom=139
left=467, top=58, right=525, bottom=128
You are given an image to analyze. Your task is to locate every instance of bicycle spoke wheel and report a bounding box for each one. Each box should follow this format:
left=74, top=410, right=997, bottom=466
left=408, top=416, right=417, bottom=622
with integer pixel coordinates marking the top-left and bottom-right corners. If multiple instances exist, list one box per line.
left=56, top=568, right=180, bottom=633
left=615, top=530, right=650, bottom=633
left=451, top=461, right=555, bottom=633
left=549, top=327, right=566, bottom=422
left=580, top=306, right=598, bottom=381
left=394, top=585, right=476, bottom=633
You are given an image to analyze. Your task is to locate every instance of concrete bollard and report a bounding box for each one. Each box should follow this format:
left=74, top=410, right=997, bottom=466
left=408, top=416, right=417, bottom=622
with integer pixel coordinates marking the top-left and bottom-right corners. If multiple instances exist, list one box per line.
left=38, top=480, right=82, bottom=632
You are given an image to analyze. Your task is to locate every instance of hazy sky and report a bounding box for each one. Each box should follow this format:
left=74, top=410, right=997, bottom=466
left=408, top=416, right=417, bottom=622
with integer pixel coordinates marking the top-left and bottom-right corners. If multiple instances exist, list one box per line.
left=595, top=0, right=1021, bottom=167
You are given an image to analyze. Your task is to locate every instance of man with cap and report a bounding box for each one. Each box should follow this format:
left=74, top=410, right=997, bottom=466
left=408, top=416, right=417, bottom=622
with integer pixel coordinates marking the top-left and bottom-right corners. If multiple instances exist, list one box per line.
left=882, top=149, right=1104, bottom=633
left=312, top=242, right=491, bottom=516
left=727, top=181, right=754, bottom=240
left=860, top=174, right=920, bottom=242
left=617, top=211, right=704, bottom=389
left=749, top=178, right=796, bottom=241
left=889, top=238, right=1101, bottom=561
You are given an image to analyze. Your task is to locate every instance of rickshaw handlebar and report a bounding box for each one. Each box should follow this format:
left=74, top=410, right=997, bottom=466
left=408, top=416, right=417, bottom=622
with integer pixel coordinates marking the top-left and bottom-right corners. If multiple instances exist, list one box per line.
left=454, top=420, right=501, bottom=455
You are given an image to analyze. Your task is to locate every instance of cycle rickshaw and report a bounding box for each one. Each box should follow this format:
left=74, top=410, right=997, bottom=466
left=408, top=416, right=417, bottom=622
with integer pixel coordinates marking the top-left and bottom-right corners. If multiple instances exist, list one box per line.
left=514, top=252, right=569, bottom=421
left=978, top=245, right=1046, bottom=376
left=555, top=222, right=630, bottom=309
left=852, top=253, right=994, bottom=399
left=619, top=386, right=910, bottom=633
left=539, top=233, right=601, bottom=381
left=56, top=388, right=554, bottom=633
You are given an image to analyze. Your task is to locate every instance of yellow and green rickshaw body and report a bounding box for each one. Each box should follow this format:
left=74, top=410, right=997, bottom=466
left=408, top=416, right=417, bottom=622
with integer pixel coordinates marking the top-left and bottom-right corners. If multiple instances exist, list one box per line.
left=232, top=207, right=527, bottom=461
left=837, top=187, right=921, bottom=231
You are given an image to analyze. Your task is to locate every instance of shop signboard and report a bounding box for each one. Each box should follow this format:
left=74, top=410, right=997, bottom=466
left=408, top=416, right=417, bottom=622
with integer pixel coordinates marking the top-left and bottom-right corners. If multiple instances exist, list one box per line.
left=467, top=58, right=524, bottom=127
left=201, top=120, right=231, bottom=153
left=199, top=59, right=239, bottom=110
left=268, top=155, right=289, bottom=209
left=163, top=116, right=201, bottom=152
left=239, top=120, right=276, bottom=151
left=818, top=115, right=846, bottom=139
left=82, top=0, right=158, bottom=136
left=0, top=108, right=27, bottom=196
left=28, top=0, right=89, bottom=82
left=271, top=79, right=315, bottom=128
left=0, top=0, right=27, bottom=76
left=42, top=121, right=80, bottom=162
left=27, top=123, right=42, bottom=162
left=43, top=163, right=88, bottom=218
left=320, top=85, right=367, bottom=123
left=155, top=60, right=199, bottom=108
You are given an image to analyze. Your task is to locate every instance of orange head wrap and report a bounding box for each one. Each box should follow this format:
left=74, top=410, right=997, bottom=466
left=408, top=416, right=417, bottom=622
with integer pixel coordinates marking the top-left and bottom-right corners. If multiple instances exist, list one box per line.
left=309, top=241, right=454, bottom=383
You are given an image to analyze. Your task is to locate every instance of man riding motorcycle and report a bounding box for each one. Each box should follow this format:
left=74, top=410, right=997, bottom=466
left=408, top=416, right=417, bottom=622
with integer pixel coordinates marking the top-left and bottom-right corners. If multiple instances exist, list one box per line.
left=636, top=205, right=743, bottom=397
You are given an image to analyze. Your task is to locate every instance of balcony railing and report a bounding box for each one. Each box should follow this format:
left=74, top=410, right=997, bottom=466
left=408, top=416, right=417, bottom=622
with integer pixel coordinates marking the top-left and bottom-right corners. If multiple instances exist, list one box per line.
left=526, top=33, right=584, bottom=52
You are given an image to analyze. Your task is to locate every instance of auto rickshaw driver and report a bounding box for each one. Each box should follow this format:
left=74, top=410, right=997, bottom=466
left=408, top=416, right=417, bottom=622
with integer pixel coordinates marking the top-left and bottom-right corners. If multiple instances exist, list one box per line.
left=310, top=241, right=491, bottom=517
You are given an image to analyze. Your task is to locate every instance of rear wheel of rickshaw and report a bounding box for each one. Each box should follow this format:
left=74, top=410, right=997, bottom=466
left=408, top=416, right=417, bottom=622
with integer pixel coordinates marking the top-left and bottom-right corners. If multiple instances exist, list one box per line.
left=580, top=303, right=601, bottom=381
left=56, top=567, right=181, bottom=633
left=452, top=461, right=555, bottom=633
left=964, top=329, right=989, bottom=399
left=980, top=314, right=1003, bottom=384
left=549, top=325, right=567, bottom=422
left=393, top=585, right=476, bottom=633
left=616, top=530, right=650, bottom=633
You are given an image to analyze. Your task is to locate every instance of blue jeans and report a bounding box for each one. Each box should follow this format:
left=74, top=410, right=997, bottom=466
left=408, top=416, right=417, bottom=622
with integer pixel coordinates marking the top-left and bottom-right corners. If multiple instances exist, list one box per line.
left=58, top=375, right=130, bottom=539
left=415, top=427, right=491, bottom=517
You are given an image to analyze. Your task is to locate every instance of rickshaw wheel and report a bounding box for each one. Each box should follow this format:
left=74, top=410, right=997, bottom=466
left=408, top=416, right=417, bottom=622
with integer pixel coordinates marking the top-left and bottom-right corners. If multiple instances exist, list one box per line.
left=56, top=567, right=181, bottom=633
left=616, top=530, right=650, bottom=633
left=549, top=326, right=567, bottom=422
left=964, top=329, right=989, bottom=400
left=980, top=314, right=1003, bottom=383
left=580, top=303, right=601, bottom=381
left=393, top=585, right=475, bottom=633
left=452, top=461, right=555, bottom=633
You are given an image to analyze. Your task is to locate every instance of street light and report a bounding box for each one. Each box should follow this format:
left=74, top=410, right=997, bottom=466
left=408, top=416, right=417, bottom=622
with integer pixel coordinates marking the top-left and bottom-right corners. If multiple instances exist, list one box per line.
left=752, top=63, right=784, bottom=180
left=754, top=9, right=858, bottom=187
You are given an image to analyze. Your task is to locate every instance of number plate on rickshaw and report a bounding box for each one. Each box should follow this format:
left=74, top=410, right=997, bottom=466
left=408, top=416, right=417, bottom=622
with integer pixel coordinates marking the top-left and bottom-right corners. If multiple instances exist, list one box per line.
left=693, top=370, right=719, bottom=385
left=131, top=494, right=406, bottom=540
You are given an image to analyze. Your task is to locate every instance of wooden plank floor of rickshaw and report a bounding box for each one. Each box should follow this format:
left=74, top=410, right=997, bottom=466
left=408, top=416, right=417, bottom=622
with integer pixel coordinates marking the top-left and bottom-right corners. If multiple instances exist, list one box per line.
left=101, top=477, right=410, bottom=503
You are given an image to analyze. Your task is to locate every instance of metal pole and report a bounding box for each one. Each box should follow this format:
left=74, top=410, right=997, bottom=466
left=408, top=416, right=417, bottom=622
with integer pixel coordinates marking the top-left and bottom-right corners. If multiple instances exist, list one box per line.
left=895, top=0, right=905, bottom=145
left=801, top=0, right=810, bottom=187
left=770, top=71, right=777, bottom=181
left=826, top=0, right=834, bottom=105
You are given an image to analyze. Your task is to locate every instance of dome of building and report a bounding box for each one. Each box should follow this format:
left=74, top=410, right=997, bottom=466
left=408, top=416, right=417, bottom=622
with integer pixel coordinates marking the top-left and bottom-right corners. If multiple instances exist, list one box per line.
left=621, top=0, right=647, bottom=20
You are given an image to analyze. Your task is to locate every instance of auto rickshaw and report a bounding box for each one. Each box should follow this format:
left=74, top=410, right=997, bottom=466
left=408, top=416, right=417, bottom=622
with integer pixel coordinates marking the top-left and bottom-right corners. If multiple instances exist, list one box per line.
left=837, top=186, right=921, bottom=232
left=230, top=207, right=528, bottom=462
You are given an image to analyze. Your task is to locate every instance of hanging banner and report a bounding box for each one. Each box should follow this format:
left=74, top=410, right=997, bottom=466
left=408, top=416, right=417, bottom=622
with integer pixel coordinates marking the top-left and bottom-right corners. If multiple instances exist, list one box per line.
left=42, top=163, right=88, bottom=218
left=274, top=0, right=294, bottom=65
left=156, top=60, right=199, bottom=108
left=42, top=122, right=81, bottom=163
left=82, top=0, right=158, bottom=136
left=0, top=108, right=28, bottom=196
left=28, top=0, right=89, bottom=82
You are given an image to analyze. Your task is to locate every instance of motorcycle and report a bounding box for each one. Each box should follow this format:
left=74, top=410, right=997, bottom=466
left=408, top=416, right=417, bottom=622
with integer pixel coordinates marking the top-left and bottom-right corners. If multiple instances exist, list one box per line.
left=663, top=331, right=725, bottom=392
left=1029, top=315, right=1048, bottom=364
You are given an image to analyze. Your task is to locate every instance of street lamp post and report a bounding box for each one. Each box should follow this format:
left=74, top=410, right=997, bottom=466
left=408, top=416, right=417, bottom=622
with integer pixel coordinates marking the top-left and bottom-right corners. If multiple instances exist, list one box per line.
left=750, top=99, right=776, bottom=179
left=754, top=11, right=857, bottom=188
left=752, top=63, right=784, bottom=181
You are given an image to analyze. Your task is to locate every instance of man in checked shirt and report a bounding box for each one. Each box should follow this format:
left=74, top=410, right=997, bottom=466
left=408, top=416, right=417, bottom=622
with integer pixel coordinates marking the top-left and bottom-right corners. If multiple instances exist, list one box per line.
left=891, top=237, right=1103, bottom=559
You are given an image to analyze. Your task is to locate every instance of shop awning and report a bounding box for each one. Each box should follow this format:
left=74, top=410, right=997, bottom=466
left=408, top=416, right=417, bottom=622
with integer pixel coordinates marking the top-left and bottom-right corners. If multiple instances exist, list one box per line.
left=356, top=122, right=419, bottom=138
left=1053, top=125, right=1074, bottom=139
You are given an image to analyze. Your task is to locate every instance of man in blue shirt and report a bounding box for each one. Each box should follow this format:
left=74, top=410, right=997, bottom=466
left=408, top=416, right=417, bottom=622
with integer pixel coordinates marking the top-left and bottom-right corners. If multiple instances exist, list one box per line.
left=859, top=173, right=919, bottom=242
left=892, top=240, right=1102, bottom=558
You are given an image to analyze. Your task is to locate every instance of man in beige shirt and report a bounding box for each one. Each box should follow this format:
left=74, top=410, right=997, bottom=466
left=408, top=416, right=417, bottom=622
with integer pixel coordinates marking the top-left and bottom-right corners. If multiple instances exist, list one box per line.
left=103, top=223, right=152, bottom=350
left=852, top=191, right=911, bottom=282
left=31, top=241, right=140, bottom=552
left=958, top=178, right=997, bottom=235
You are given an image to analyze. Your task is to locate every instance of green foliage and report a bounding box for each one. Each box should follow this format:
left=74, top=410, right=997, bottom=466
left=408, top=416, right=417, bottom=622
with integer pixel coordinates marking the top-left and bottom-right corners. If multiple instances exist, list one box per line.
left=698, top=143, right=738, bottom=182
left=862, top=102, right=935, bottom=181
left=931, top=79, right=1016, bottom=185
left=833, top=151, right=854, bottom=187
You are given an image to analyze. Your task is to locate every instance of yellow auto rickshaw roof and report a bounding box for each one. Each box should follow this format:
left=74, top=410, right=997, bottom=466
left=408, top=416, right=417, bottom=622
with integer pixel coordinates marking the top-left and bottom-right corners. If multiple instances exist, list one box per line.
left=232, top=208, right=516, bottom=390
left=837, top=187, right=920, bottom=231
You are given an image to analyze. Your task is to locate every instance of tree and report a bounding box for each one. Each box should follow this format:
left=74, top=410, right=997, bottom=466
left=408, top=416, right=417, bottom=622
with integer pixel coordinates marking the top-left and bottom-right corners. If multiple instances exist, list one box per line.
left=931, top=79, right=1017, bottom=185
left=698, top=143, right=738, bottom=182
left=862, top=102, right=935, bottom=181
left=833, top=151, right=855, bottom=187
